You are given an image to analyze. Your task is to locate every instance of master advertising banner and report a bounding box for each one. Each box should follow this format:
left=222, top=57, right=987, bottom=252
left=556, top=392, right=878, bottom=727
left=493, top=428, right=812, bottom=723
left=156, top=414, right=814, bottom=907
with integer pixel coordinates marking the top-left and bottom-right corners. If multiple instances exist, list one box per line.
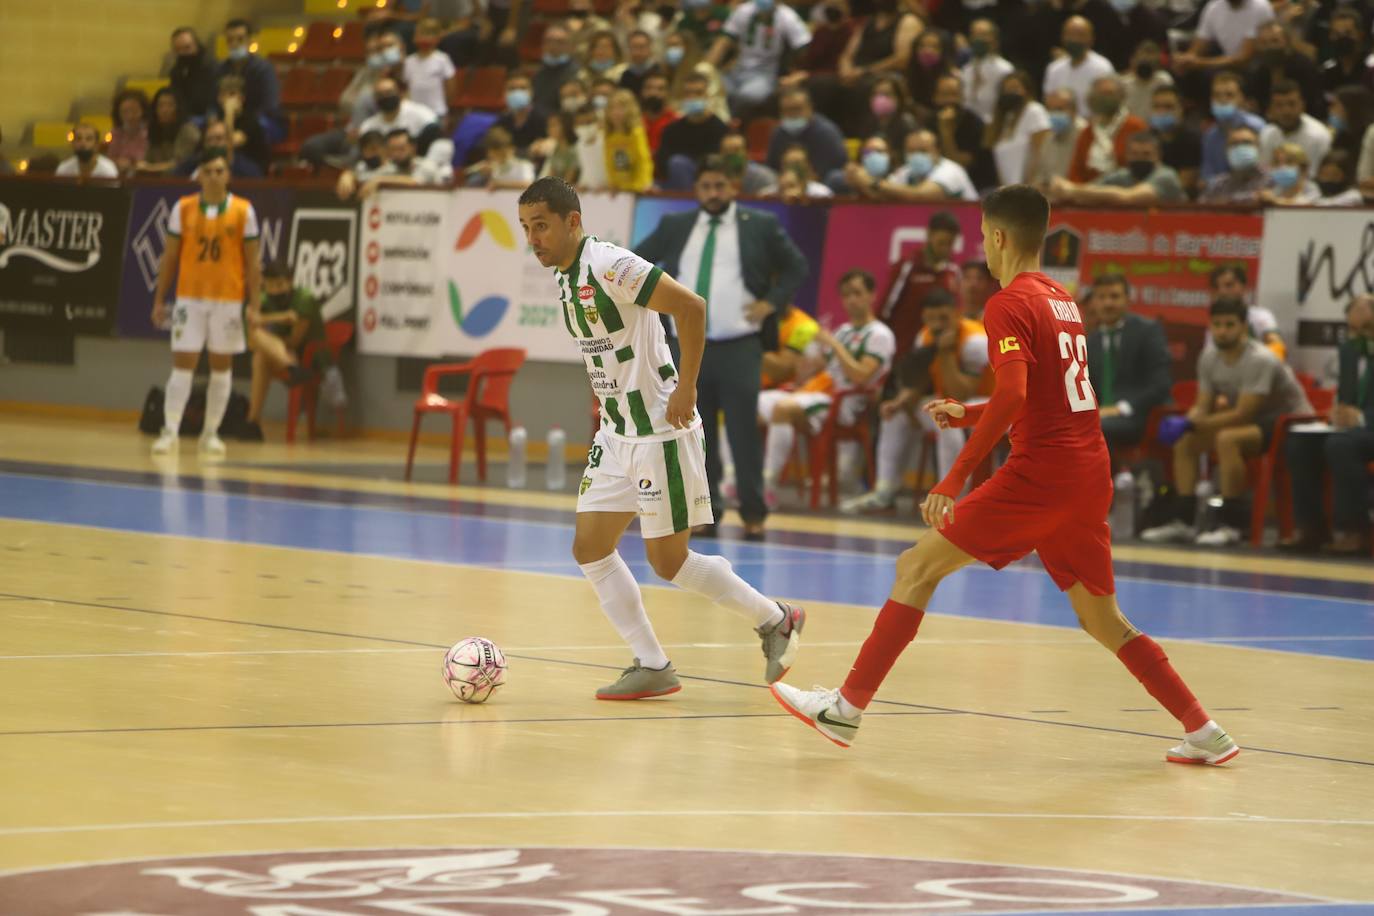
left=628, top=196, right=830, bottom=320
left=814, top=203, right=984, bottom=328
left=1257, top=207, right=1374, bottom=384
left=0, top=180, right=130, bottom=335
left=357, top=188, right=633, bottom=361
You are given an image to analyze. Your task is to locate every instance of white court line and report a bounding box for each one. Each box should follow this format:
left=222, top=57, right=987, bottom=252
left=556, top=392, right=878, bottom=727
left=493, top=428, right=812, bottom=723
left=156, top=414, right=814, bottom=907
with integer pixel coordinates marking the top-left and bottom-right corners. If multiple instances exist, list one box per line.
left=2, top=810, right=1371, bottom=837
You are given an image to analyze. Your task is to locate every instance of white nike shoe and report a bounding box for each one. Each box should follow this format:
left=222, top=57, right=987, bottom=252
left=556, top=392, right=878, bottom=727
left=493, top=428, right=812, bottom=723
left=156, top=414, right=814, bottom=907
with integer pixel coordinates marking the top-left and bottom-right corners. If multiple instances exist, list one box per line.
left=1167, top=724, right=1240, bottom=766
left=769, top=682, right=860, bottom=748
left=840, top=489, right=896, bottom=515
left=198, top=434, right=227, bottom=459
left=151, top=429, right=177, bottom=456
left=1195, top=525, right=1243, bottom=547
left=1140, top=518, right=1196, bottom=544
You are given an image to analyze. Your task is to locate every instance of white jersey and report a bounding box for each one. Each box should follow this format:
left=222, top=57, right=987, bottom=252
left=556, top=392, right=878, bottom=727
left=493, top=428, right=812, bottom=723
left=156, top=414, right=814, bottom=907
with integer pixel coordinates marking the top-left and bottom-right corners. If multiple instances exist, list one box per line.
left=555, top=235, right=696, bottom=441
left=825, top=319, right=896, bottom=391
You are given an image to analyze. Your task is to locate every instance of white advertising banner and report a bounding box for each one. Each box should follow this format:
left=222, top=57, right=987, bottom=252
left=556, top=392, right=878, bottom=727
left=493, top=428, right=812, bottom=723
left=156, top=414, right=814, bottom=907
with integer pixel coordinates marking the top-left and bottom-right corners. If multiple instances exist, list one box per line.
left=1256, top=207, right=1374, bottom=384
left=357, top=188, right=634, bottom=361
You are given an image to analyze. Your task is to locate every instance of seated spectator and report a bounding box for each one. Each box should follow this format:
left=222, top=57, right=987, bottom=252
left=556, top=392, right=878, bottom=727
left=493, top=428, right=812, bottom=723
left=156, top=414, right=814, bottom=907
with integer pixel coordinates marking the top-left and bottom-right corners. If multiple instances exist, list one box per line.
left=987, top=69, right=1051, bottom=186
left=1200, top=123, right=1270, bottom=204
left=244, top=260, right=326, bottom=442
left=855, top=75, right=920, bottom=168
left=1030, top=88, right=1084, bottom=186
left=843, top=287, right=990, bottom=513
left=564, top=0, right=615, bottom=53
left=335, top=130, right=388, bottom=198
left=906, top=29, right=958, bottom=123
left=602, top=89, right=653, bottom=192
left=874, top=210, right=962, bottom=363
left=573, top=104, right=609, bottom=190
left=1120, top=41, right=1173, bottom=121
left=720, top=129, right=778, bottom=195
left=872, top=128, right=977, bottom=203
left=638, top=73, right=676, bottom=153
left=168, top=26, right=217, bottom=119
left=759, top=269, right=894, bottom=506
left=1319, top=7, right=1372, bottom=98
left=767, top=87, right=848, bottom=181
left=1313, top=149, right=1365, bottom=206
left=1329, top=85, right=1373, bottom=170
left=535, top=113, right=580, bottom=183
left=1207, top=263, right=1285, bottom=360
left=1141, top=297, right=1312, bottom=548
left=1245, top=21, right=1324, bottom=120
left=1089, top=0, right=1170, bottom=73
left=1283, top=295, right=1374, bottom=555
left=141, top=88, right=200, bottom=173
left=1043, top=16, right=1115, bottom=119
left=404, top=19, right=458, bottom=120
left=960, top=261, right=996, bottom=321
left=620, top=30, right=660, bottom=97
left=664, top=32, right=729, bottom=122
left=173, top=118, right=263, bottom=178
left=655, top=72, right=728, bottom=190
left=56, top=122, right=118, bottom=180
left=1259, top=142, right=1318, bottom=205
left=1259, top=79, right=1331, bottom=175
left=358, top=75, right=439, bottom=154
left=107, top=89, right=149, bottom=176
left=1068, top=75, right=1146, bottom=183
left=362, top=128, right=445, bottom=195
left=533, top=25, right=581, bottom=114
left=558, top=79, right=590, bottom=116
left=1148, top=85, right=1203, bottom=197
left=467, top=125, right=535, bottom=189
left=812, top=0, right=917, bottom=135
left=838, top=134, right=895, bottom=197
left=1201, top=70, right=1265, bottom=182
left=775, top=145, right=834, bottom=200
left=759, top=303, right=821, bottom=391
left=779, top=0, right=854, bottom=102
left=590, top=76, right=617, bottom=112
left=707, top=0, right=811, bottom=116
left=961, top=18, right=1015, bottom=125
left=216, top=75, right=271, bottom=175
left=1174, top=0, right=1273, bottom=82
left=216, top=18, right=284, bottom=141
left=928, top=72, right=997, bottom=190
left=581, top=30, right=626, bottom=86
left=298, top=29, right=396, bottom=170
left=1053, top=130, right=1186, bottom=205
left=490, top=73, right=547, bottom=158
left=1083, top=273, right=1171, bottom=454
left=674, top=0, right=731, bottom=51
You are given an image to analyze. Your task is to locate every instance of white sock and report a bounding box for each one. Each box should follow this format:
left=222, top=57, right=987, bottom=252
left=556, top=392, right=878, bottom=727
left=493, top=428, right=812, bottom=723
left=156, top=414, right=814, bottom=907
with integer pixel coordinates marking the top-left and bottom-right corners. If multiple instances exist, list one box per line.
left=203, top=369, right=232, bottom=438
left=579, top=552, right=668, bottom=669
left=835, top=694, right=862, bottom=719
left=163, top=368, right=194, bottom=434
left=763, top=423, right=795, bottom=482
left=1187, top=719, right=1223, bottom=742
left=877, top=409, right=915, bottom=492
left=671, top=550, right=783, bottom=628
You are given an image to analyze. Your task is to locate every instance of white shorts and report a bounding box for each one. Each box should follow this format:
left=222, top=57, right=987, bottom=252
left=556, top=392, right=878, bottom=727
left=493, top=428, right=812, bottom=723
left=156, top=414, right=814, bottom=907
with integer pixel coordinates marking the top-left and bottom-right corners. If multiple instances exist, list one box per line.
left=171, top=298, right=246, bottom=354
left=577, top=426, right=714, bottom=538
left=757, top=388, right=868, bottom=435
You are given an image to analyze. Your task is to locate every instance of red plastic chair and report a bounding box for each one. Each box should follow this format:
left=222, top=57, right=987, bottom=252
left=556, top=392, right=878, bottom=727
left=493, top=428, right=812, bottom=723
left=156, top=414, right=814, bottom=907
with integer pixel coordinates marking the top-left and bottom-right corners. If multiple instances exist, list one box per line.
left=1246, top=387, right=1333, bottom=546
left=282, top=320, right=355, bottom=443
left=453, top=66, right=509, bottom=110
left=336, top=22, right=366, bottom=61
left=405, top=348, right=527, bottom=484
left=807, top=382, right=883, bottom=509
left=281, top=67, right=319, bottom=108
left=518, top=21, right=547, bottom=63
left=299, top=22, right=341, bottom=61
left=746, top=118, right=776, bottom=163
left=315, top=66, right=355, bottom=106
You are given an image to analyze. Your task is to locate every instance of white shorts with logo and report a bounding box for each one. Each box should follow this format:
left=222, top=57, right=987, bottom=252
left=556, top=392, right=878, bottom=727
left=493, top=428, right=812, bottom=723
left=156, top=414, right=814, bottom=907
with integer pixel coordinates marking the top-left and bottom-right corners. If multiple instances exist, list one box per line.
left=757, top=388, right=867, bottom=435
left=170, top=298, right=246, bottom=354
left=577, top=426, right=714, bottom=538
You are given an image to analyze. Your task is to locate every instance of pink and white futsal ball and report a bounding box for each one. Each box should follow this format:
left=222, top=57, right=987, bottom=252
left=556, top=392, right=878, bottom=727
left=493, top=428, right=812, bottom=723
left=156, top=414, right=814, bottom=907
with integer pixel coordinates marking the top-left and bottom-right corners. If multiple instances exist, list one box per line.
left=443, top=637, right=508, bottom=703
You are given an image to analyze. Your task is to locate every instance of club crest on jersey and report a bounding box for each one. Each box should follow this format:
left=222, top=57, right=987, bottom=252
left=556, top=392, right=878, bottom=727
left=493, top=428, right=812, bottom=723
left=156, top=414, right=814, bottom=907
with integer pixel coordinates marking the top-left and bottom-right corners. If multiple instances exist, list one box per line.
left=998, top=336, right=1020, bottom=354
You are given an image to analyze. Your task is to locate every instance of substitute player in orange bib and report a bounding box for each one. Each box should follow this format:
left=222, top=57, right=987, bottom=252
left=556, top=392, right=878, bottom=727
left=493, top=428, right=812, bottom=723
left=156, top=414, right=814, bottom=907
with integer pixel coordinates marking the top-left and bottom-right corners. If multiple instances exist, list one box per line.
left=150, top=147, right=262, bottom=457
left=770, top=184, right=1239, bottom=766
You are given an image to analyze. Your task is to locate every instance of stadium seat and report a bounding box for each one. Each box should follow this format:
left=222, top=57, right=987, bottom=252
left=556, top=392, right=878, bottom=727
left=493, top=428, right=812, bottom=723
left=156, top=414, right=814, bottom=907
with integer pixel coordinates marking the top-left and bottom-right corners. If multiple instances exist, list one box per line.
left=123, top=77, right=170, bottom=100
left=315, top=66, right=355, bottom=106
left=336, top=21, right=366, bottom=61
left=746, top=118, right=776, bottom=163
left=405, top=348, right=528, bottom=485
left=1246, top=388, right=1332, bottom=546
left=282, top=320, right=355, bottom=443
left=518, top=21, right=547, bottom=63
left=281, top=68, right=319, bottom=108
left=807, top=382, right=883, bottom=510
left=533, top=0, right=571, bottom=12
left=453, top=66, right=508, bottom=111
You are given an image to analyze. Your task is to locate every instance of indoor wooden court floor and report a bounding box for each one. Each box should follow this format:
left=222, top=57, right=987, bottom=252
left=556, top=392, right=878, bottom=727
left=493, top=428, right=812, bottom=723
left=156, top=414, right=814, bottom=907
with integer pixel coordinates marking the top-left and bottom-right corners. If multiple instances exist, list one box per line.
left=0, top=414, right=1371, bottom=915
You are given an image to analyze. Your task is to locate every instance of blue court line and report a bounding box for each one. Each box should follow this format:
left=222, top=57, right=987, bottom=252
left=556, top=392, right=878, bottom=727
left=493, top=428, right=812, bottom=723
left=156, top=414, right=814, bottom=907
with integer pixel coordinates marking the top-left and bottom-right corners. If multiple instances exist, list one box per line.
left=2, top=459, right=1371, bottom=604
left=2, top=471, right=1372, bottom=662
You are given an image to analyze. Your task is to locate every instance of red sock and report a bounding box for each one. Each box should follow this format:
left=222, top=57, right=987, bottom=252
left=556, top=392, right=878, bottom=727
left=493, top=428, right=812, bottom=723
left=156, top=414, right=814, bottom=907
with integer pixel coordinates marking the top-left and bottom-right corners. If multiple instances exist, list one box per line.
left=840, top=599, right=925, bottom=710
left=1117, top=635, right=1209, bottom=732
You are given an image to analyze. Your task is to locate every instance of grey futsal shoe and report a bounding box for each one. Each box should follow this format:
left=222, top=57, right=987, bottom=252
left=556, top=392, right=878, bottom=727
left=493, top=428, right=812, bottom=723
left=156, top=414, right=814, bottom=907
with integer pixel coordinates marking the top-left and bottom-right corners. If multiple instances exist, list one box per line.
left=596, top=659, right=681, bottom=700
left=758, top=602, right=806, bottom=683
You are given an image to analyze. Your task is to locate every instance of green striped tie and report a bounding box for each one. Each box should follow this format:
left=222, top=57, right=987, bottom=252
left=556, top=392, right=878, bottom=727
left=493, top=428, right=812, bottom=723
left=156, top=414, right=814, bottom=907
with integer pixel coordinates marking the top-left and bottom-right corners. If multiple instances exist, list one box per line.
left=695, top=215, right=720, bottom=333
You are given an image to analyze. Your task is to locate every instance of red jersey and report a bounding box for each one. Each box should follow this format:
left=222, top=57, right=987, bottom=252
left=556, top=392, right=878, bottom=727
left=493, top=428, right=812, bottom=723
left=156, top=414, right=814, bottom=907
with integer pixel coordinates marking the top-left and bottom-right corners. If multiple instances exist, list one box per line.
left=983, top=271, right=1107, bottom=464
left=878, top=250, right=961, bottom=360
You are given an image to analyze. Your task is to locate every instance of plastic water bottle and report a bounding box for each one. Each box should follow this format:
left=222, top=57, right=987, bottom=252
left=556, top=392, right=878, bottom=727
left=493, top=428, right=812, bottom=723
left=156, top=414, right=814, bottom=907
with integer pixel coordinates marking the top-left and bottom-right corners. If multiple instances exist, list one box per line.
left=320, top=366, right=347, bottom=409
left=507, top=427, right=527, bottom=489
left=1110, top=469, right=1135, bottom=540
left=546, top=427, right=566, bottom=490
left=1194, top=479, right=1215, bottom=530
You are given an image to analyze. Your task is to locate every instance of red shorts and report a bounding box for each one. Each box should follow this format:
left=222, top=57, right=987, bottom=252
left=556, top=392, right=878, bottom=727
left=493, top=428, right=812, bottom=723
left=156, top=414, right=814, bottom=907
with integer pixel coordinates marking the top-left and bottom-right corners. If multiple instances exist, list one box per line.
left=939, top=455, right=1116, bottom=596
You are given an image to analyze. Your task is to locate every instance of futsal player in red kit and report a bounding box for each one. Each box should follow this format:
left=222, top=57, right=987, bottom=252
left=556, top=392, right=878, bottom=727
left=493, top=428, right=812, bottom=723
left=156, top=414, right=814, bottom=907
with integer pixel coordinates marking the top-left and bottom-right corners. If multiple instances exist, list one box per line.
left=771, top=185, right=1239, bottom=766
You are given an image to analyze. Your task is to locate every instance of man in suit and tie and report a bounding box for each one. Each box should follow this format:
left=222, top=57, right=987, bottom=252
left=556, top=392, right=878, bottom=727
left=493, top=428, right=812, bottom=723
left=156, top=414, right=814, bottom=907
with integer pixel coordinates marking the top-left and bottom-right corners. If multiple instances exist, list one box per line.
left=1085, top=272, right=1172, bottom=455
left=635, top=155, right=808, bottom=539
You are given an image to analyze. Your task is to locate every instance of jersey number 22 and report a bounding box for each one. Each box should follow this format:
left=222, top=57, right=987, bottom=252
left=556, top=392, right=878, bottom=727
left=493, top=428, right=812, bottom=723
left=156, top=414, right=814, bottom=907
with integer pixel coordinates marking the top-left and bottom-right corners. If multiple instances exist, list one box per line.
left=1057, top=331, right=1097, bottom=413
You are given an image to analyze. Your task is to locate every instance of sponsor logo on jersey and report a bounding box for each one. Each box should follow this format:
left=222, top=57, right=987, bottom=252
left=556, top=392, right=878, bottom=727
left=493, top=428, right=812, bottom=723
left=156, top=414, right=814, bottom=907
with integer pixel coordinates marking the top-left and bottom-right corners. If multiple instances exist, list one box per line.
left=578, top=285, right=595, bottom=301
left=998, top=336, right=1020, bottom=354
left=638, top=478, right=653, bottom=490
left=604, top=269, right=617, bottom=282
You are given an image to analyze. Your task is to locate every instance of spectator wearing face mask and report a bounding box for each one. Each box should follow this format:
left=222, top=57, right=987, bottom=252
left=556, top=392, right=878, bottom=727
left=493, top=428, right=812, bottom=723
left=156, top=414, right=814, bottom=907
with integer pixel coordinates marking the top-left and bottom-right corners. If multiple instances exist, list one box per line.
left=638, top=73, right=676, bottom=153
left=1312, top=149, right=1364, bottom=206
left=1201, top=123, right=1269, bottom=203
left=906, top=29, right=958, bottom=122
left=1120, top=41, right=1173, bottom=121
left=1319, top=8, right=1372, bottom=98
left=1068, top=75, right=1146, bottom=183
left=168, top=27, right=217, bottom=119
left=721, top=129, right=779, bottom=195
left=1043, top=17, right=1115, bottom=119
left=766, top=87, right=848, bottom=181
left=589, top=77, right=617, bottom=115
left=1079, top=0, right=1170, bottom=73
left=1200, top=70, right=1265, bottom=181
left=490, top=73, right=548, bottom=158
left=854, top=75, right=919, bottom=167
left=708, top=0, right=812, bottom=116
left=581, top=30, right=626, bottom=86
left=1031, top=88, right=1085, bottom=185
left=619, top=30, right=660, bottom=97
left=961, top=18, right=1015, bottom=125
left=108, top=89, right=150, bottom=177
left=656, top=72, right=728, bottom=189
left=298, top=29, right=402, bottom=171
left=1258, top=79, right=1330, bottom=176
left=336, top=130, right=388, bottom=199
left=872, top=128, right=977, bottom=203
left=534, top=25, right=581, bottom=114
left=364, top=128, right=445, bottom=196
left=1147, top=85, right=1202, bottom=196
left=986, top=69, right=1051, bottom=186
left=839, top=134, right=896, bottom=198
left=216, top=18, right=284, bottom=141
left=664, top=32, right=729, bottom=122
left=404, top=19, right=458, bottom=119
left=811, top=0, right=918, bottom=135
left=775, top=145, right=834, bottom=200
left=1245, top=21, right=1324, bottom=120
left=1258, top=142, right=1317, bottom=205
left=1053, top=130, right=1186, bottom=204
left=927, top=72, right=997, bottom=191
left=56, top=122, right=119, bottom=180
